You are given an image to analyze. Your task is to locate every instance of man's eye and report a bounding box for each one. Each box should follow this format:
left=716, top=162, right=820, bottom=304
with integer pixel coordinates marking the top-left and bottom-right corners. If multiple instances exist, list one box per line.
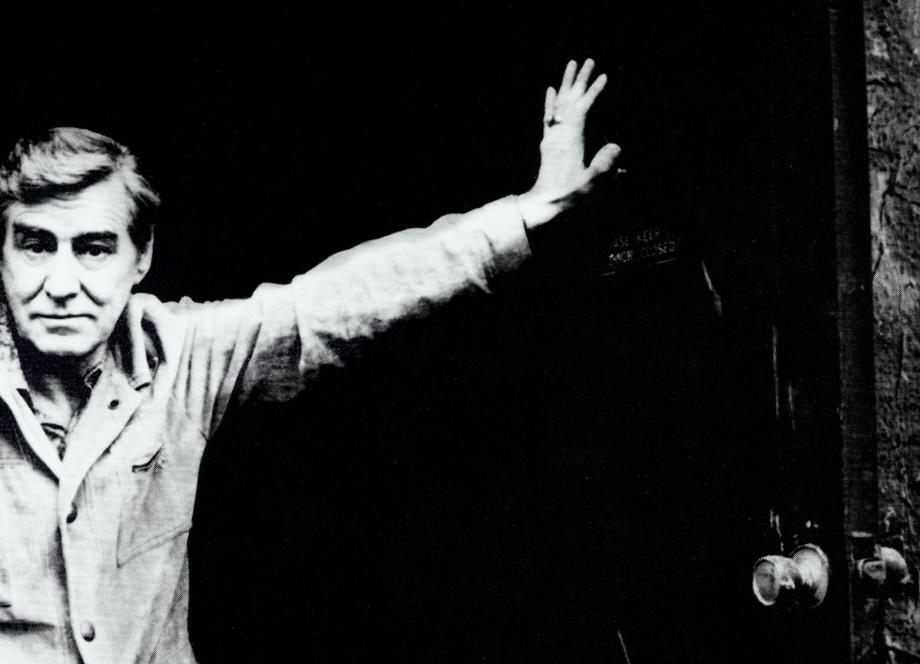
left=21, top=241, right=51, bottom=255
left=78, top=244, right=115, bottom=258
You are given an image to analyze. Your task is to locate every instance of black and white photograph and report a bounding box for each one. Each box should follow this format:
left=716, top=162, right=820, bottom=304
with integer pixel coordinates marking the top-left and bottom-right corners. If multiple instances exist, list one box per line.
left=0, top=3, right=916, bottom=662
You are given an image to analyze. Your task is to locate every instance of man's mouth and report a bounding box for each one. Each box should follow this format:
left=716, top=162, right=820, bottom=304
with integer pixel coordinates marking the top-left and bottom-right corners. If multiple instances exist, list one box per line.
left=31, top=314, right=95, bottom=321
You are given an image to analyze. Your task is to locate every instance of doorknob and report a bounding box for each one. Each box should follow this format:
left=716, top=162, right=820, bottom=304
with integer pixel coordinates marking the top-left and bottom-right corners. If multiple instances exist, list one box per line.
left=752, top=544, right=830, bottom=609
left=856, top=545, right=917, bottom=599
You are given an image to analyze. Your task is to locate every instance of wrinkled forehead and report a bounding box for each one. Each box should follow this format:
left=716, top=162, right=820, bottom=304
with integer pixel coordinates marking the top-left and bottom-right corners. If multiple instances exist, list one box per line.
left=3, top=176, right=134, bottom=240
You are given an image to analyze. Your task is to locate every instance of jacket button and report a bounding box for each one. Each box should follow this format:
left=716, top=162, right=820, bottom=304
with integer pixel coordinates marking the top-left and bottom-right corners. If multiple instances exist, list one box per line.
left=66, top=505, right=78, bottom=524
left=108, top=399, right=120, bottom=410
left=80, top=620, right=95, bottom=641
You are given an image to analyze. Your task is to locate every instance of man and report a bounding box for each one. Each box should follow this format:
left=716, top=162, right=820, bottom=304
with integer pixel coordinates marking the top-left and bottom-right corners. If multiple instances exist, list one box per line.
left=0, top=60, right=619, bottom=662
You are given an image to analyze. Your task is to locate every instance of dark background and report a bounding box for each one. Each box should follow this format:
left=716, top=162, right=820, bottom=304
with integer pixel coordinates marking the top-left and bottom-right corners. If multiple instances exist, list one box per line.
left=4, top=5, right=838, bottom=662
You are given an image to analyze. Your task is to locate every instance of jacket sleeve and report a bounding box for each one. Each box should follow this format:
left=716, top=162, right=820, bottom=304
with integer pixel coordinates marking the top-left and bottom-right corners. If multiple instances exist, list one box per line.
left=171, top=195, right=531, bottom=436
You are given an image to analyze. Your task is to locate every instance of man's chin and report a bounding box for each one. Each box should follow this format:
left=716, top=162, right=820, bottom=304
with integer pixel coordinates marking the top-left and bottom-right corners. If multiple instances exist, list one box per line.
left=28, top=335, right=100, bottom=361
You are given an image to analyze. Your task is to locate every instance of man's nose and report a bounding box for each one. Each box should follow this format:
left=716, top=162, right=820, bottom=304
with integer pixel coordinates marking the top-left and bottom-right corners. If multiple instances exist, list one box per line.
left=42, top=252, right=81, bottom=302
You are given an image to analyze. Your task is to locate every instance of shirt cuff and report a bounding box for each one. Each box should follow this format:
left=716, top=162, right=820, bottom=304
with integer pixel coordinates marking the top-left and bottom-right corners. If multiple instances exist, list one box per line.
left=463, top=195, right=533, bottom=276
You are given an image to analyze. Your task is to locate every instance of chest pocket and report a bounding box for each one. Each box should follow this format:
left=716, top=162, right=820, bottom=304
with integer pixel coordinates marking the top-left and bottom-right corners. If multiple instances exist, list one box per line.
left=116, top=408, right=205, bottom=567
left=0, top=417, right=59, bottom=623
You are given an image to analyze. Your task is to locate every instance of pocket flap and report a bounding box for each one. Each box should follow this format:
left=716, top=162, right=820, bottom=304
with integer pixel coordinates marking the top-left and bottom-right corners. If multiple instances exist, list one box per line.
left=131, top=446, right=164, bottom=473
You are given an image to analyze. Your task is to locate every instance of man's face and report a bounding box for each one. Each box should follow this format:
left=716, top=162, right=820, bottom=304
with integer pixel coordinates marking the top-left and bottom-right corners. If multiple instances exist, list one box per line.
left=0, top=176, right=152, bottom=361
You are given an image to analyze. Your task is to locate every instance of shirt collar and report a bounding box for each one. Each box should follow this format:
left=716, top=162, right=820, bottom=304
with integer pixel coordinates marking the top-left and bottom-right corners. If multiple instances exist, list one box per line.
left=83, top=364, right=104, bottom=390
left=0, top=297, right=29, bottom=396
left=115, top=295, right=159, bottom=390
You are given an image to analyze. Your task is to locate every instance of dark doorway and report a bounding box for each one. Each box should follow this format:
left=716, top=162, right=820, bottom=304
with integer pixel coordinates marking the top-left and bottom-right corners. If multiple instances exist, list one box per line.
left=5, top=5, right=854, bottom=662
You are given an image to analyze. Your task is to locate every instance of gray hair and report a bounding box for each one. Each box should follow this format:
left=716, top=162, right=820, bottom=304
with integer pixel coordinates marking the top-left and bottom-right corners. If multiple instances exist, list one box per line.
left=0, top=127, right=160, bottom=250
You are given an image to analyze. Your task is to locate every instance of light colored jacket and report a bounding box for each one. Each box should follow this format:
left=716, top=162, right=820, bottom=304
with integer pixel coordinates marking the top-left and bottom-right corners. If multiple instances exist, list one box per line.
left=0, top=197, right=530, bottom=663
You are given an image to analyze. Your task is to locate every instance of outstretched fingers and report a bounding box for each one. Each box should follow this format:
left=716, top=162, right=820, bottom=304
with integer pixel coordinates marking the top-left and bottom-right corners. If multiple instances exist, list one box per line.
left=572, top=58, right=595, bottom=94
left=559, top=60, right=577, bottom=93
left=525, top=60, right=621, bottom=229
left=581, top=72, right=607, bottom=110
left=549, top=58, right=608, bottom=125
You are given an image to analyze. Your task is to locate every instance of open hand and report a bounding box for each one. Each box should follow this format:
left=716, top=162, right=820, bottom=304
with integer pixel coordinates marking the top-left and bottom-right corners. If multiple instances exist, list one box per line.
left=518, top=59, right=621, bottom=230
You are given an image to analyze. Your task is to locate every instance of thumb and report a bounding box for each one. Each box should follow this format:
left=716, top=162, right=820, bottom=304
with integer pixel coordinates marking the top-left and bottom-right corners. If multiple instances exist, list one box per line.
left=587, top=143, right=622, bottom=179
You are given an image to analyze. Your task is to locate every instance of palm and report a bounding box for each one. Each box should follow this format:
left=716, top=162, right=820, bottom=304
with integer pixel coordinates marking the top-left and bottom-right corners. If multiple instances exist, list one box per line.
left=533, top=59, right=619, bottom=204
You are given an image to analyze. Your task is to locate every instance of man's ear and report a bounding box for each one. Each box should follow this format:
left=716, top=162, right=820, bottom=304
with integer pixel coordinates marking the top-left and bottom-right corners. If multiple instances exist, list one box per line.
left=134, top=233, right=154, bottom=285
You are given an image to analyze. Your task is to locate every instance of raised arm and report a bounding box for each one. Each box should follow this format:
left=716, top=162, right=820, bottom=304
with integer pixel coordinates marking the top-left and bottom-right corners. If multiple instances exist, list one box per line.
left=159, top=59, right=620, bottom=436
